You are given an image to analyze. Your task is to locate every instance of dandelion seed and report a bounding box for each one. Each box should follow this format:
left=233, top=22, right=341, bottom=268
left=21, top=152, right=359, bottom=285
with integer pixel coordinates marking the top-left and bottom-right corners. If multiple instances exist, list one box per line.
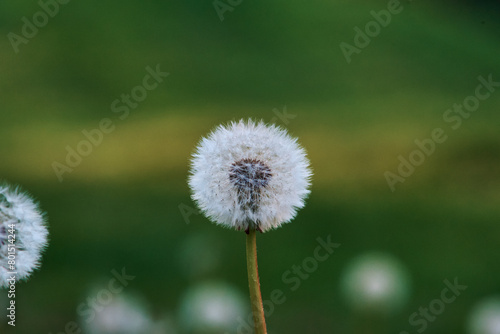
left=188, top=119, right=312, bottom=333
left=188, top=119, right=312, bottom=232
left=0, top=183, right=49, bottom=288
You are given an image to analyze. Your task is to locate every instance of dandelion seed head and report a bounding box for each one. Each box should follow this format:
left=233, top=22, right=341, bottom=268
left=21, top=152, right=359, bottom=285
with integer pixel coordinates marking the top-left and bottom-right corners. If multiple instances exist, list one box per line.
left=0, top=183, right=49, bottom=288
left=188, top=119, right=312, bottom=232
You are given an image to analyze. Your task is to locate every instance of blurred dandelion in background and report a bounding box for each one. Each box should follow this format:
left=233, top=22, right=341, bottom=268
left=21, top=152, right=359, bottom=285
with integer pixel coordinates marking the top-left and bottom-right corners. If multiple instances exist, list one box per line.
left=80, top=294, right=154, bottom=334
left=340, top=252, right=411, bottom=316
left=178, top=281, right=248, bottom=333
left=467, top=296, right=500, bottom=334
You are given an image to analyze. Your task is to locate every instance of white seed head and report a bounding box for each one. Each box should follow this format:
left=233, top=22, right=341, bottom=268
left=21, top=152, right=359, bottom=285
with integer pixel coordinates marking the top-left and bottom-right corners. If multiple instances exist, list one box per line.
left=188, top=119, right=312, bottom=232
left=0, top=183, right=49, bottom=288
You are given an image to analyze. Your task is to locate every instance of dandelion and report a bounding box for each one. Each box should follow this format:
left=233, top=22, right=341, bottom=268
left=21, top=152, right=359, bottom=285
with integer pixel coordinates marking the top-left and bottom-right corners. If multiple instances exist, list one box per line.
left=188, top=119, right=312, bottom=333
left=189, top=119, right=312, bottom=233
left=0, top=183, right=49, bottom=288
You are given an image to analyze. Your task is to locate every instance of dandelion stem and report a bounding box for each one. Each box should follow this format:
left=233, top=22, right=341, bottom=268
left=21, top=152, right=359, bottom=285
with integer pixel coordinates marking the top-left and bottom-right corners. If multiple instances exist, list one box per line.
left=246, top=228, right=267, bottom=334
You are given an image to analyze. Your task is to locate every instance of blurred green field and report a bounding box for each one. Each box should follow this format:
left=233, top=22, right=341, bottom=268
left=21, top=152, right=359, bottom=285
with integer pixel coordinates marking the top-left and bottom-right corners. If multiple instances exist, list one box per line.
left=0, top=1, right=499, bottom=333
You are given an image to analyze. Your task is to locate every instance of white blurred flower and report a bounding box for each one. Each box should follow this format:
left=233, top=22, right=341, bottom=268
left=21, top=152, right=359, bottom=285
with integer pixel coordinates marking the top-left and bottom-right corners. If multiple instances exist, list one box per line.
left=82, top=294, right=154, bottom=334
left=0, top=183, right=49, bottom=288
left=178, top=282, right=248, bottom=333
left=340, top=252, right=411, bottom=315
left=467, top=297, right=500, bottom=334
left=188, top=119, right=312, bottom=232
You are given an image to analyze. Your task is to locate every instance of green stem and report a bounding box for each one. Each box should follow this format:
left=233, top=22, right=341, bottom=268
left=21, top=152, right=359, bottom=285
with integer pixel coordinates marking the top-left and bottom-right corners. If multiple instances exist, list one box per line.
left=246, top=228, right=267, bottom=334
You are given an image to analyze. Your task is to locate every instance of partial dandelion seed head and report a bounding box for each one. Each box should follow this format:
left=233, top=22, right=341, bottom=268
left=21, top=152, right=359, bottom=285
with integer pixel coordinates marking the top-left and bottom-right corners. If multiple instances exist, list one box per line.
left=188, top=119, right=312, bottom=232
left=0, top=183, right=49, bottom=288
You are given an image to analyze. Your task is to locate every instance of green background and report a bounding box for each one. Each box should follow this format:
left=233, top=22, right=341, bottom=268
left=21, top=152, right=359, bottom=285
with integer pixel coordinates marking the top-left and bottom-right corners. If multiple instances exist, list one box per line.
left=0, top=0, right=499, bottom=333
